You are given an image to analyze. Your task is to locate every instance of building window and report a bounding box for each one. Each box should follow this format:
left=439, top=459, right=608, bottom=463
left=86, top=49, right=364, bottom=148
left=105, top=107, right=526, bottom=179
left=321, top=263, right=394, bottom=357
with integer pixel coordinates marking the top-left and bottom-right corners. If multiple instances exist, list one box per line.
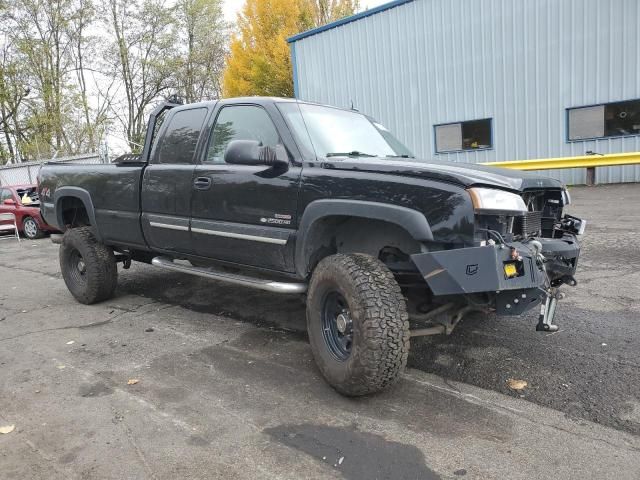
left=568, top=99, right=640, bottom=141
left=435, top=119, right=492, bottom=153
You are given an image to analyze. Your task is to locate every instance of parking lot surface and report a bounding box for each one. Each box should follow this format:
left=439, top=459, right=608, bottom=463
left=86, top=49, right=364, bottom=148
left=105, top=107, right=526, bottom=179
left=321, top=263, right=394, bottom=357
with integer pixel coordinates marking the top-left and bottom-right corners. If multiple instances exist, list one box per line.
left=1, top=184, right=639, bottom=479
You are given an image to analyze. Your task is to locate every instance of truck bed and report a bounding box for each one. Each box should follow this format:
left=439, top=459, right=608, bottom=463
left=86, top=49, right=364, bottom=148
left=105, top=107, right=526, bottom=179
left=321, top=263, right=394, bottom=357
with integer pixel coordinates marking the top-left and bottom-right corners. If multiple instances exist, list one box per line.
left=39, top=163, right=147, bottom=249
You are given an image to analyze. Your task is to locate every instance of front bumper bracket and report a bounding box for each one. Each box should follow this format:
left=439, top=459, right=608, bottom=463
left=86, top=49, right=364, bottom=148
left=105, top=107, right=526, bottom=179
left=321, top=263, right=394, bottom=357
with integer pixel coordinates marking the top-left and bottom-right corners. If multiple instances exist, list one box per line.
left=410, top=234, right=580, bottom=319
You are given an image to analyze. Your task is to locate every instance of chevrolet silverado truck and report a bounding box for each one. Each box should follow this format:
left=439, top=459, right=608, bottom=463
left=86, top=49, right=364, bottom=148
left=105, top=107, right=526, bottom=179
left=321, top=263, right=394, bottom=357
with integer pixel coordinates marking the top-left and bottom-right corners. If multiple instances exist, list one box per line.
left=39, top=97, right=585, bottom=396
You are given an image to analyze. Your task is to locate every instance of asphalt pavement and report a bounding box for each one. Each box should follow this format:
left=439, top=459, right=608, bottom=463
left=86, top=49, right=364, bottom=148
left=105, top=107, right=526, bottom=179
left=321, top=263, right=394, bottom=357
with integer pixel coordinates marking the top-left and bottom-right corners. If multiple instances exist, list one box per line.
left=0, top=184, right=638, bottom=479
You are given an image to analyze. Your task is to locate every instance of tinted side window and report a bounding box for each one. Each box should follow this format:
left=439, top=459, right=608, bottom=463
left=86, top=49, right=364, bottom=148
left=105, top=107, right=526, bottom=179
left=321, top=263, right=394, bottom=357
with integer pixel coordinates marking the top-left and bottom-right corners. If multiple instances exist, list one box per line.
left=206, top=106, right=280, bottom=163
left=156, top=108, right=208, bottom=164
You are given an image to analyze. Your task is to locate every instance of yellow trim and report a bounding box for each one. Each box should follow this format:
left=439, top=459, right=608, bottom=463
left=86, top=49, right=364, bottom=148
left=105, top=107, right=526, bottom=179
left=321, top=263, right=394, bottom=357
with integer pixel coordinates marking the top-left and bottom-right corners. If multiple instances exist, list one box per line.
left=481, top=151, right=640, bottom=171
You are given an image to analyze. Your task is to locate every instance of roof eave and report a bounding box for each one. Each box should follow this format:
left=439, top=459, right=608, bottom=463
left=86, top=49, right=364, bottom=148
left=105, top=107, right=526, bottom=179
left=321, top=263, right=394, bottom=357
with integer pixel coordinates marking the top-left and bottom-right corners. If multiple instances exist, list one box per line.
left=287, top=0, right=414, bottom=44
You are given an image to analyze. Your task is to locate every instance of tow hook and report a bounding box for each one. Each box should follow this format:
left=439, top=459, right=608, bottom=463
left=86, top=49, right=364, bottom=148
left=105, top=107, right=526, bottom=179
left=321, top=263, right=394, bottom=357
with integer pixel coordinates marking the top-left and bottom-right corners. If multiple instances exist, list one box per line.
left=536, top=289, right=565, bottom=332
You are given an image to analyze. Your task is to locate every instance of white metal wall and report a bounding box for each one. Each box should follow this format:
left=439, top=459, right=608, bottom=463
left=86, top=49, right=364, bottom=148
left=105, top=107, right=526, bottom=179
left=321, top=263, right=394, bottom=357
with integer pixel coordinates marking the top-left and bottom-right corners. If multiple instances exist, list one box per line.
left=292, top=0, right=640, bottom=184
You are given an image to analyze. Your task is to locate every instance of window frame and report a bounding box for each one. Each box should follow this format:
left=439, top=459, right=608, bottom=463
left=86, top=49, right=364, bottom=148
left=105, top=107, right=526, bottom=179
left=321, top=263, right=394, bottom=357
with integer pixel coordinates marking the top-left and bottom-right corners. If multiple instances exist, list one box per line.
left=433, top=118, right=493, bottom=154
left=566, top=98, right=640, bottom=142
left=203, top=103, right=283, bottom=165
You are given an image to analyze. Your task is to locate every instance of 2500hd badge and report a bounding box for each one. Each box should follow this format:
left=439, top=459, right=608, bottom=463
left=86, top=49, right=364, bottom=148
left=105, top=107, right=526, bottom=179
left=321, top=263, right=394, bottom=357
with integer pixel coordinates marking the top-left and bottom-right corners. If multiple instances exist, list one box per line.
left=260, top=213, right=292, bottom=225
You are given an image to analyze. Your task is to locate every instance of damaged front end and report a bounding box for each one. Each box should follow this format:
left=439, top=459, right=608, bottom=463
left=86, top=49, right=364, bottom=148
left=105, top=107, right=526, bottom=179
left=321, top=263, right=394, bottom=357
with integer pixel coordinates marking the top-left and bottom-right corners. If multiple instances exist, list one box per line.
left=411, top=186, right=584, bottom=333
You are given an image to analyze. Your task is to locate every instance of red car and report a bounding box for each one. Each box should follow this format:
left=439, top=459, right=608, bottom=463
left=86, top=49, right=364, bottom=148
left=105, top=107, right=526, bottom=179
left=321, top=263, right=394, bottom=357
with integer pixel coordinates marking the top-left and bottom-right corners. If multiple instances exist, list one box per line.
left=0, top=184, right=59, bottom=239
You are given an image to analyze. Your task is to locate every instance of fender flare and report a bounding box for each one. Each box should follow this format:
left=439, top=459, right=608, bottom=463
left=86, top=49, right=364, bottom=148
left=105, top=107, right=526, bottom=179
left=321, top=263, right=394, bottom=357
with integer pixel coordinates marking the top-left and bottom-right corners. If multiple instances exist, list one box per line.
left=53, top=186, right=101, bottom=241
left=295, top=199, right=433, bottom=277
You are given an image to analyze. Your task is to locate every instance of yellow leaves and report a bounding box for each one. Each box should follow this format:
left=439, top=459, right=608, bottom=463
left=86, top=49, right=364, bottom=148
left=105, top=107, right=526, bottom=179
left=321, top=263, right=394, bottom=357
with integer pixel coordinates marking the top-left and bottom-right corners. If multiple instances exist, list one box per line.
left=223, top=0, right=357, bottom=98
left=506, top=379, right=528, bottom=391
left=223, top=0, right=306, bottom=98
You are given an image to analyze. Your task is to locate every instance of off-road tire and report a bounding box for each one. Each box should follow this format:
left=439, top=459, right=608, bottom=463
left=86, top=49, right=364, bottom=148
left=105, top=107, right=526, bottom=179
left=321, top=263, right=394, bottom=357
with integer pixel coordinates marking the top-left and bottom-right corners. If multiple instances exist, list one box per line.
left=59, top=227, right=118, bottom=304
left=307, top=253, right=410, bottom=396
left=23, top=216, right=44, bottom=239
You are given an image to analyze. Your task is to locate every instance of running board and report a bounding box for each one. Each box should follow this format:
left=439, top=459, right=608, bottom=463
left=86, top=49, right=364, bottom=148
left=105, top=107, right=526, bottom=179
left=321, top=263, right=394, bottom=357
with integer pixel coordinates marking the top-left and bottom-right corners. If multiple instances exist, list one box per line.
left=151, top=256, right=307, bottom=294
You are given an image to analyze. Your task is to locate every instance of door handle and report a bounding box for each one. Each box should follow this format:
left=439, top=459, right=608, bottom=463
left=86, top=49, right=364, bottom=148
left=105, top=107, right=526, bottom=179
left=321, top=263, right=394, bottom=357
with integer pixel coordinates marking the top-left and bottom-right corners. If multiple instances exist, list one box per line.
left=193, top=176, right=212, bottom=190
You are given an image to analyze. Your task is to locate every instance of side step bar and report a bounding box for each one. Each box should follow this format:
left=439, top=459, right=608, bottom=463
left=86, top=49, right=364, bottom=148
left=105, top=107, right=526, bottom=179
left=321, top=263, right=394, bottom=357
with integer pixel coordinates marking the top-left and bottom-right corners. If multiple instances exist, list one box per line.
left=151, top=256, right=307, bottom=294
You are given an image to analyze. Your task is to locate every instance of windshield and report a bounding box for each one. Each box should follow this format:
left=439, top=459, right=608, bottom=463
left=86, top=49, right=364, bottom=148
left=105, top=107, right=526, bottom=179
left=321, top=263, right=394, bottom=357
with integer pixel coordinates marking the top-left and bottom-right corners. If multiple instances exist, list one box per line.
left=16, top=187, right=39, bottom=206
left=279, top=103, right=413, bottom=159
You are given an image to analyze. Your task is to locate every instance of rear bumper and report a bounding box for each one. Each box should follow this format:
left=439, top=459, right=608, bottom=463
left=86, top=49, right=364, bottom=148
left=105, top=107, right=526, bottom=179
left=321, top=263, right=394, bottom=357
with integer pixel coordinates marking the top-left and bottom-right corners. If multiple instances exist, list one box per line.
left=410, top=234, right=580, bottom=315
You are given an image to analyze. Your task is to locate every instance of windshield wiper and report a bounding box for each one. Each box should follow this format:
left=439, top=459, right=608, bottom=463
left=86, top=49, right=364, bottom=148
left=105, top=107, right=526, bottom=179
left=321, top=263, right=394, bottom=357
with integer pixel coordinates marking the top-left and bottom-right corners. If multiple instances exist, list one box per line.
left=386, top=154, right=415, bottom=158
left=325, top=151, right=377, bottom=158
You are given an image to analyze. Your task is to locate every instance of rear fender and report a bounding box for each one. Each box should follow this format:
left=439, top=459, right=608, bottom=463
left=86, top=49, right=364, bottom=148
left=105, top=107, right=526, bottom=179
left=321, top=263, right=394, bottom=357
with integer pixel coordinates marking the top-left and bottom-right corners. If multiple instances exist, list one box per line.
left=53, top=187, right=101, bottom=241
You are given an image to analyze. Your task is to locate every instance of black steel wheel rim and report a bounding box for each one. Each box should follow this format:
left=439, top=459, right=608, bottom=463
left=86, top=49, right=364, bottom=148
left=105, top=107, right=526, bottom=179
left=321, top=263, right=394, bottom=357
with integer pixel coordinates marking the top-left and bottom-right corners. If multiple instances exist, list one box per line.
left=67, top=249, right=87, bottom=286
left=321, top=290, right=353, bottom=361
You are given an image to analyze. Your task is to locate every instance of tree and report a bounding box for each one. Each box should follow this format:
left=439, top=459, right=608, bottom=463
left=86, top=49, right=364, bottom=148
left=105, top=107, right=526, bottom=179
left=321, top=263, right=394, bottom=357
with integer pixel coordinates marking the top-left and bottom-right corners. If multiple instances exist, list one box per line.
left=309, top=0, right=359, bottom=26
left=2, top=0, right=77, bottom=157
left=222, top=0, right=310, bottom=98
left=0, top=38, right=30, bottom=163
left=68, top=0, right=99, bottom=152
left=0, top=0, right=109, bottom=161
left=104, top=0, right=177, bottom=151
left=174, top=0, right=228, bottom=103
left=0, top=0, right=230, bottom=162
left=222, top=0, right=358, bottom=98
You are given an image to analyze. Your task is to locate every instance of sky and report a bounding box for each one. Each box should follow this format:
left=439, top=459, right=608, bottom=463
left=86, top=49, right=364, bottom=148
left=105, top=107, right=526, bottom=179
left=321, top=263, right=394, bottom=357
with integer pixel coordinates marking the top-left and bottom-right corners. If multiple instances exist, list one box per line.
left=223, top=0, right=391, bottom=21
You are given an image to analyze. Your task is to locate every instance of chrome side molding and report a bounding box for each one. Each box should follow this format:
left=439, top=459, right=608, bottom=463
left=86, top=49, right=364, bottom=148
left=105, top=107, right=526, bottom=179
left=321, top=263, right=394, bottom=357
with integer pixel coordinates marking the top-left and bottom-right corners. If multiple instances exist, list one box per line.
left=151, top=256, right=307, bottom=294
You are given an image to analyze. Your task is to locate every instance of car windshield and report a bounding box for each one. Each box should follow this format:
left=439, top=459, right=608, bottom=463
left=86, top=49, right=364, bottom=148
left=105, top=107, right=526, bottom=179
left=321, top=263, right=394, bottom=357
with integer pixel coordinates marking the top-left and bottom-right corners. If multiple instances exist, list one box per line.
left=279, top=103, right=413, bottom=159
left=16, top=187, right=39, bottom=205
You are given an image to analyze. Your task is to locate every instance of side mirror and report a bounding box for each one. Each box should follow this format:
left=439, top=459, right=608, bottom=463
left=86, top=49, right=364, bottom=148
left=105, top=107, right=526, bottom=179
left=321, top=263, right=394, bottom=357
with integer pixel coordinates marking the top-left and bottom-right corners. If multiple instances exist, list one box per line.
left=3, top=199, right=15, bottom=206
left=224, top=140, right=288, bottom=168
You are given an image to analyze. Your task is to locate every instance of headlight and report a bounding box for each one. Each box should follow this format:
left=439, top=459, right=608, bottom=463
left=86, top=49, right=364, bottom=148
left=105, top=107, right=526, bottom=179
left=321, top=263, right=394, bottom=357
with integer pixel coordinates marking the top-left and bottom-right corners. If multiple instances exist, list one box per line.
left=562, top=188, right=571, bottom=206
left=468, top=187, right=527, bottom=214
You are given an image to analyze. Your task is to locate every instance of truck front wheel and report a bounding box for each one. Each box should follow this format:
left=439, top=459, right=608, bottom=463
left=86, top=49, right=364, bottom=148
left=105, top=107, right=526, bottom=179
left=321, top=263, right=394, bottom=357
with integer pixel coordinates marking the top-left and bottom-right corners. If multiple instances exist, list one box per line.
left=307, top=253, right=410, bottom=396
left=59, top=227, right=118, bottom=305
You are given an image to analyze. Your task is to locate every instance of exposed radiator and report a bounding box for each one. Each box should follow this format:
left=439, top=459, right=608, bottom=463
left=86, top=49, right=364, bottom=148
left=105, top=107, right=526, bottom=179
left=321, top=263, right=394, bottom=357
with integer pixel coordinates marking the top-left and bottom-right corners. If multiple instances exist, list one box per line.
left=514, top=211, right=542, bottom=237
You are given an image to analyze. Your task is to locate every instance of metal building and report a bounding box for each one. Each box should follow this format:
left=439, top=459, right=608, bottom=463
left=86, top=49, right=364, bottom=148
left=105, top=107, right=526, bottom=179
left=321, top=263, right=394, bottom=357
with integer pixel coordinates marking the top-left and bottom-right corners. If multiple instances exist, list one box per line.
left=288, top=0, right=640, bottom=184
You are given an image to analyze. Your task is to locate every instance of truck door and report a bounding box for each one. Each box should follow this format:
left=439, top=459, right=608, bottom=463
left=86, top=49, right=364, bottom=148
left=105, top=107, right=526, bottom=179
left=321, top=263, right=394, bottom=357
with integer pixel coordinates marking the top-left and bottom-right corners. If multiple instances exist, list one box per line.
left=141, top=106, right=209, bottom=253
left=190, top=102, right=301, bottom=271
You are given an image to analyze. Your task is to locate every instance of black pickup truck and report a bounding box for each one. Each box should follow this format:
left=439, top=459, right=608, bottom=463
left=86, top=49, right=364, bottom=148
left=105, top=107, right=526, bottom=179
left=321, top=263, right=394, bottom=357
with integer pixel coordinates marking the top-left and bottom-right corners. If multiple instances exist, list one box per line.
left=39, top=97, right=585, bottom=396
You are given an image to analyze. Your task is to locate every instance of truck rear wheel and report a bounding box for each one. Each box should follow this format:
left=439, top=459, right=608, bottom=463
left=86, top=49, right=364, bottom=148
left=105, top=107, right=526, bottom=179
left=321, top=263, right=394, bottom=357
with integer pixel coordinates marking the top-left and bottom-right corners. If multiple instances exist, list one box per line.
left=59, top=227, right=118, bottom=305
left=306, top=253, right=410, bottom=396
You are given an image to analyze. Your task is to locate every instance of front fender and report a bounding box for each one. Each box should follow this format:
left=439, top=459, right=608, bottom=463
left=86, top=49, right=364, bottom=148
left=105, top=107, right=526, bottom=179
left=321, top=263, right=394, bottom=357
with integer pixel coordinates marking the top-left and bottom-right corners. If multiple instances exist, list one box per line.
left=295, top=199, right=433, bottom=277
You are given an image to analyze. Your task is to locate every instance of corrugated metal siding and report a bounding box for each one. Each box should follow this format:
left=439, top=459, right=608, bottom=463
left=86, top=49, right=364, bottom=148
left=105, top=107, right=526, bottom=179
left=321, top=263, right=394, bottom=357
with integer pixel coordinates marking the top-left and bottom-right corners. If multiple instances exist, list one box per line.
left=0, top=154, right=102, bottom=186
left=292, top=0, right=640, bottom=184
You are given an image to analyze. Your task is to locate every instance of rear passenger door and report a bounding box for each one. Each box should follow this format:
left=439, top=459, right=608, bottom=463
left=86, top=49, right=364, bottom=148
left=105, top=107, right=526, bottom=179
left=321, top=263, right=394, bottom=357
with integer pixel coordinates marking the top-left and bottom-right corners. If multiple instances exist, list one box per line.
left=141, top=106, right=209, bottom=253
left=190, top=103, right=302, bottom=271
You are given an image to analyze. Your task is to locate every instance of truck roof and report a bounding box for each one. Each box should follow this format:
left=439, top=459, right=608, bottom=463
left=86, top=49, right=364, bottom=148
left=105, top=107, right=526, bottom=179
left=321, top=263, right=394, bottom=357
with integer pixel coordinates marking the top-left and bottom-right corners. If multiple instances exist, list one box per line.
left=169, top=96, right=354, bottom=114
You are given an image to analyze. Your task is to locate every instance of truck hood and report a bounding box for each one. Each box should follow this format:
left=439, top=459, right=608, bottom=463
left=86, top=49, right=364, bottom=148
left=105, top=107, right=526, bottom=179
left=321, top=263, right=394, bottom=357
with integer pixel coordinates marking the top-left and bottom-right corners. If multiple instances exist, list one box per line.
left=321, top=157, right=564, bottom=191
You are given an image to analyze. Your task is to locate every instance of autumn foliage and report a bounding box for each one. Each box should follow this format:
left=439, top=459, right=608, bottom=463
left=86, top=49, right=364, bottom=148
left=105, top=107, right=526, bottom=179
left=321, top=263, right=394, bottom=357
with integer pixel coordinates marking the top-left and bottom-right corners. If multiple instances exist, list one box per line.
left=223, top=0, right=359, bottom=98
